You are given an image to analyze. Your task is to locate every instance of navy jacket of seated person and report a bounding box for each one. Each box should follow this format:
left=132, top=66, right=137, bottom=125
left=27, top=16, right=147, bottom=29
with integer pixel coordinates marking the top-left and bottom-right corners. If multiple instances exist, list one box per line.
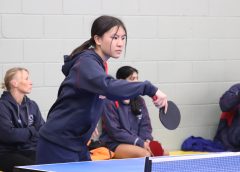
left=0, top=91, right=45, bottom=154
left=214, top=84, right=240, bottom=151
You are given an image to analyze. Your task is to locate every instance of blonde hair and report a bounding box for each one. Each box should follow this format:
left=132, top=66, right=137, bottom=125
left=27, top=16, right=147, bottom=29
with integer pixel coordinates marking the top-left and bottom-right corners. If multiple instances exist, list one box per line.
left=1, top=67, right=29, bottom=91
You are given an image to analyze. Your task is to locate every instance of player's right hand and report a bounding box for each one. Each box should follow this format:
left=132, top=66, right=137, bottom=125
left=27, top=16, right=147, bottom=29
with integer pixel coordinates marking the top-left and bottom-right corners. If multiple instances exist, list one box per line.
left=153, top=89, right=168, bottom=113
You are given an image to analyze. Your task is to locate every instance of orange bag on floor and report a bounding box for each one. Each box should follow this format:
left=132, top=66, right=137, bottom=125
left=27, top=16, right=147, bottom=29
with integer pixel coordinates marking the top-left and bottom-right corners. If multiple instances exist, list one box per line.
left=90, top=147, right=114, bottom=161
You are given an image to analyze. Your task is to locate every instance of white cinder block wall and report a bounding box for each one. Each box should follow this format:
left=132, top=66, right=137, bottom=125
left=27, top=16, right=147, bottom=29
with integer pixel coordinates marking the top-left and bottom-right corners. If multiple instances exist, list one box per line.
left=1, top=0, right=240, bottom=151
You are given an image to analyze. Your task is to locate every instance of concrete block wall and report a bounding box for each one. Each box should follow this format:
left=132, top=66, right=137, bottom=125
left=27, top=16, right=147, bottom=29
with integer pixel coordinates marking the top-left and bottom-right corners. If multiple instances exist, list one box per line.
left=1, top=0, right=240, bottom=150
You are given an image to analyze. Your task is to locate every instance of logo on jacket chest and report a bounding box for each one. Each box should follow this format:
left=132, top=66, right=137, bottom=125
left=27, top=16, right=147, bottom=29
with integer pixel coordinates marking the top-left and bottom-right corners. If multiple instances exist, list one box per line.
left=99, top=95, right=106, bottom=99
left=28, top=114, right=34, bottom=126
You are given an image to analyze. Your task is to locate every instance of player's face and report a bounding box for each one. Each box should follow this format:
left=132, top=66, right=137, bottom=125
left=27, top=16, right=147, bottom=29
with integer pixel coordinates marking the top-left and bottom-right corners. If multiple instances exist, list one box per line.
left=95, top=26, right=126, bottom=59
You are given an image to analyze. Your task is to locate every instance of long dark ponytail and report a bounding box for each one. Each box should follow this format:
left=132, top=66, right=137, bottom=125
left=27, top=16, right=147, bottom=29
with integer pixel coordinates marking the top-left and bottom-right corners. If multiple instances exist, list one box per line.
left=70, top=15, right=127, bottom=58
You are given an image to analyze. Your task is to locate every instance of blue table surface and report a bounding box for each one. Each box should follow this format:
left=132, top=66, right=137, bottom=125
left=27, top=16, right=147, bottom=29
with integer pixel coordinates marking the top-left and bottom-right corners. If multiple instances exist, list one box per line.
left=15, top=153, right=240, bottom=172
left=15, top=158, right=145, bottom=172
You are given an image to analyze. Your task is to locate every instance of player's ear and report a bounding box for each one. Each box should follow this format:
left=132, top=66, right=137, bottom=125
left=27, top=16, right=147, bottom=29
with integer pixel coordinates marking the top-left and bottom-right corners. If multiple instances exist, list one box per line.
left=94, top=35, right=102, bottom=46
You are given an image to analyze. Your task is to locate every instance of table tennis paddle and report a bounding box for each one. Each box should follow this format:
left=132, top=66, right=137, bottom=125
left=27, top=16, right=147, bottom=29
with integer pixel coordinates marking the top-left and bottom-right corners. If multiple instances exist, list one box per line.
left=159, top=100, right=181, bottom=130
left=152, top=97, right=181, bottom=130
left=149, top=140, right=164, bottom=156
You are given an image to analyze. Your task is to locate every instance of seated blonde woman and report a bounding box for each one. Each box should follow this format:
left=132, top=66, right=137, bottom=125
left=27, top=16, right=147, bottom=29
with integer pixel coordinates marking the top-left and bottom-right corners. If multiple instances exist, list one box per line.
left=0, top=67, right=45, bottom=172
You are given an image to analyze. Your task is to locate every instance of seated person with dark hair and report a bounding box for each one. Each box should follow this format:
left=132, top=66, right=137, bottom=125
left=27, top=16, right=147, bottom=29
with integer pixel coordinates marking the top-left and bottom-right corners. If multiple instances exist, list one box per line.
left=100, top=66, right=167, bottom=158
left=214, top=84, right=240, bottom=151
left=0, top=67, right=45, bottom=172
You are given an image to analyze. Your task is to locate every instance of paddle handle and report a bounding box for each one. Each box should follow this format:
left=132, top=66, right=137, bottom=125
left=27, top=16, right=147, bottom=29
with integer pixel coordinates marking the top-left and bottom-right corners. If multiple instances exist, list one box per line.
left=152, top=95, right=166, bottom=113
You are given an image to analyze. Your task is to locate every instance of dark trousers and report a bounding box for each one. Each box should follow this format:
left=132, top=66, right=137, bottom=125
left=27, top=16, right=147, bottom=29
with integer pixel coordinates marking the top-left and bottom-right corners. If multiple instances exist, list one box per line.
left=0, top=150, right=36, bottom=172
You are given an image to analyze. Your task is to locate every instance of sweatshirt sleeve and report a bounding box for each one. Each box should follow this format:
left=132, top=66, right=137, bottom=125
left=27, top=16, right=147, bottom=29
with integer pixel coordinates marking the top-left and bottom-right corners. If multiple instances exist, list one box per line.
left=31, top=101, right=45, bottom=131
left=219, top=84, right=240, bottom=112
left=0, top=104, right=36, bottom=144
left=71, top=57, right=158, bottom=101
left=102, top=101, right=145, bottom=147
left=29, top=101, right=45, bottom=142
left=138, top=98, right=153, bottom=141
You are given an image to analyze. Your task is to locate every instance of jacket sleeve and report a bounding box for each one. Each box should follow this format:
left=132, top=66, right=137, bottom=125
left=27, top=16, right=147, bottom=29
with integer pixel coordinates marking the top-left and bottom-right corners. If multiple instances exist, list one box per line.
left=102, top=101, right=145, bottom=147
left=31, top=101, right=45, bottom=131
left=219, top=84, right=240, bottom=112
left=29, top=101, right=45, bottom=142
left=0, top=104, right=37, bottom=144
left=71, top=57, right=158, bottom=101
left=138, top=98, right=153, bottom=141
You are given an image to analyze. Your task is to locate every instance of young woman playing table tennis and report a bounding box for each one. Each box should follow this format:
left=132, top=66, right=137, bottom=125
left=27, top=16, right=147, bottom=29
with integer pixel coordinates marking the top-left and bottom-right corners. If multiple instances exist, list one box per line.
left=36, top=15, right=168, bottom=164
left=100, top=66, right=168, bottom=158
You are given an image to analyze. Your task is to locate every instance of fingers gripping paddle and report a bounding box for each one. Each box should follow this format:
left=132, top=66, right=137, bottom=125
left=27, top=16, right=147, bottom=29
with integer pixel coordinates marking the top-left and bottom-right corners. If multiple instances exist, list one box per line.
left=152, top=96, right=181, bottom=130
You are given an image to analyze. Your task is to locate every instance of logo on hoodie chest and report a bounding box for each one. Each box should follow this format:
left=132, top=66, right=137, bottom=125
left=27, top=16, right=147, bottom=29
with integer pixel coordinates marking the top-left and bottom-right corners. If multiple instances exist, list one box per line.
left=28, top=114, right=34, bottom=126
left=99, top=95, right=106, bottom=99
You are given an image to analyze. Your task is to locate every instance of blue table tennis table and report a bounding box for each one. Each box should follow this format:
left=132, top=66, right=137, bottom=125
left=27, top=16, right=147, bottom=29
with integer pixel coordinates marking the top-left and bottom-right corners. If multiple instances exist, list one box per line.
left=14, top=152, right=240, bottom=172
left=14, top=158, right=145, bottom=172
